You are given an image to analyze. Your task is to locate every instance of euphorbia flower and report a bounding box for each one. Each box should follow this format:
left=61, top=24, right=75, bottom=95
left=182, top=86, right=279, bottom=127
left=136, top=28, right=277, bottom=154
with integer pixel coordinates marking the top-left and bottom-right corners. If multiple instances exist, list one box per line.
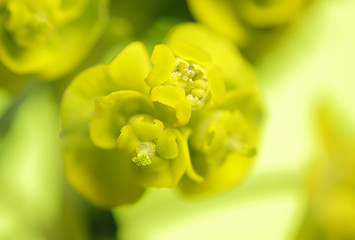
left=145, top=43, right=225, bottom=127
left=0, top=0, right=108, bottom=79
left=89, top=90, right=190, bottom=188
left=164, top=23, right=257, bottom=90
left=61, top=24, right=262, bottom=208
left=179, top=88, right=262, bottom=196
left=61, top=42, right=191, bottom=208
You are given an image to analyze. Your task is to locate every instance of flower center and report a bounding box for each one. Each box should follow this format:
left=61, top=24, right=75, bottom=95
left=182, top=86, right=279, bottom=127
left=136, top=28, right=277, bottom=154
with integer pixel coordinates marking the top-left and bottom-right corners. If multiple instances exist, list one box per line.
left=132, top=142, right=156, bottom=167
left=166, top=58, right=209, bottom=110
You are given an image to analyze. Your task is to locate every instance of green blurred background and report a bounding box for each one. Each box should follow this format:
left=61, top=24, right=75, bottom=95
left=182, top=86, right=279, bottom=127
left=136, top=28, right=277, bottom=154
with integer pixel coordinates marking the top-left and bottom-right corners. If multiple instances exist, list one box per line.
left=1, top=0, right=355, bottom=239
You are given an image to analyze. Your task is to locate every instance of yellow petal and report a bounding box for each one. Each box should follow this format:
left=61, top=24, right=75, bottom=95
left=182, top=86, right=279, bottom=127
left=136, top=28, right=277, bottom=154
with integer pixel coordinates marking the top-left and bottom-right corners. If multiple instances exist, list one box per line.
left=145, top=44, right=176, bottom=88
left=116, top=125, right=140, bottom=155
left=150, top=85, right=191, bottom=126
left=108, top=41, right=151, bottom=95
left=131, top=116, right=164, bottom=141
left=156, top=128, right=179, bottom=159
left=174, top=98, right=191, bottom=127
left=150, top=85, right=185, bottom=106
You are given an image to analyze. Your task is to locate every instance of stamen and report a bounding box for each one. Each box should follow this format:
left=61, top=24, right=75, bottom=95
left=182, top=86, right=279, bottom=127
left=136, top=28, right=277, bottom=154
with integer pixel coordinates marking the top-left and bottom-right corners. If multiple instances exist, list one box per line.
left=167, top=58, right=209, bottom=110
left=132, top=142, right=156, bottom=167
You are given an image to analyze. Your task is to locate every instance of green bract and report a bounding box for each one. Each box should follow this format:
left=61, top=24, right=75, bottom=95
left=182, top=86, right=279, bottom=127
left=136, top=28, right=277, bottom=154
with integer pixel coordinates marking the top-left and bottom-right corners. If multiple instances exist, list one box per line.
left=0, top=0, right=108, bottom=80
left=61, top=23, right=262, bottom=208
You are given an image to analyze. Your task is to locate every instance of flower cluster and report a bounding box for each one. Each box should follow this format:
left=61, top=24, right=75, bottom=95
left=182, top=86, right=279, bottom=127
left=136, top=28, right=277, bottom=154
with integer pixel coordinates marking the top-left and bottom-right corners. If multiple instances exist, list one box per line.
left=61, top=23, right=262, bottom=208
left=0, top=0, right=107, bottom=79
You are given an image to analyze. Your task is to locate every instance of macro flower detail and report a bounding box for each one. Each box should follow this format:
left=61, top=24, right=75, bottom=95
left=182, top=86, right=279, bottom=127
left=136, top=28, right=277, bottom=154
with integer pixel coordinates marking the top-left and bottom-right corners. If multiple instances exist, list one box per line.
left=60, top=23, right=262, bottom=208
left=0, top=0, right=108, bottom=79
left=88, top=90, right=190, bottom=188
left=145, top=43, right=225, bottom=127
left=61, top=41, right=192, bottom=207
left=164, top=57, right=209, bottom=110
left=179, top=89, right=261, bottom=195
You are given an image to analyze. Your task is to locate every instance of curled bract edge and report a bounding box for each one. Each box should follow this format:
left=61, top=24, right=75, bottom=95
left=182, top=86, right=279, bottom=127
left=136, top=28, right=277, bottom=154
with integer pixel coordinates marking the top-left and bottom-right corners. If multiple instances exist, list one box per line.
left=60, top=23, right=263, bottom=208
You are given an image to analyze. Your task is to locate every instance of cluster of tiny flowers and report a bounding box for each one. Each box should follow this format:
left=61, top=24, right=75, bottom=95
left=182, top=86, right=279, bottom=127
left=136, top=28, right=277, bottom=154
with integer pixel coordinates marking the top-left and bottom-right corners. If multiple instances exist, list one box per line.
left=167, top=58, right=209, bottom=110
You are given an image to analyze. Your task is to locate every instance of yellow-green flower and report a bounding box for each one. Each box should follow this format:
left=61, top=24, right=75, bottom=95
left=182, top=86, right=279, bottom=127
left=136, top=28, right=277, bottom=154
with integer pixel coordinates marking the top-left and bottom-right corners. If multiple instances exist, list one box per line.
left=61, top=23, right=262, bottom=208
left=61, top=41, right=192, bottom=208
left=178, top=88, right=262, bottom=196
left=89, top=90, right=190, bottom=188
left=187, top=0, right=311, bottom=60
left=164, top=23, right=257, bottom=90
left=0, top=0, right=108, bottom=80
left=145, top=43, right=225, bottom=127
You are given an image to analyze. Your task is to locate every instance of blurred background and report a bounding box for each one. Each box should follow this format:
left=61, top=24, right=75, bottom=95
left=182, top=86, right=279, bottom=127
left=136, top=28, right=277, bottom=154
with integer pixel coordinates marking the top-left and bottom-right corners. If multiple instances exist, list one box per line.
left=1, top=0, right=355, bottom=239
